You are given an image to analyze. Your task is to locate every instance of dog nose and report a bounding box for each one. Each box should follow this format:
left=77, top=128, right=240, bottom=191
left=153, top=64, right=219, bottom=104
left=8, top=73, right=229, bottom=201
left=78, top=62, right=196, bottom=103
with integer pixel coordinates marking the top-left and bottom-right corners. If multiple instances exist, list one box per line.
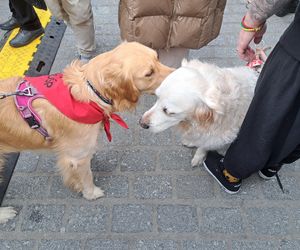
left=139, top=118, right=150, bottom=129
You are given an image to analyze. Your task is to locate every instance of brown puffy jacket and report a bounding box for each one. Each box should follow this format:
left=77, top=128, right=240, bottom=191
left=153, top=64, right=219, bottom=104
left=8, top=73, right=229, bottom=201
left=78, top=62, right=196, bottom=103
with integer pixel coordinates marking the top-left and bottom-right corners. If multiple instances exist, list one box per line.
left=119, top=0, right=227, bottom=50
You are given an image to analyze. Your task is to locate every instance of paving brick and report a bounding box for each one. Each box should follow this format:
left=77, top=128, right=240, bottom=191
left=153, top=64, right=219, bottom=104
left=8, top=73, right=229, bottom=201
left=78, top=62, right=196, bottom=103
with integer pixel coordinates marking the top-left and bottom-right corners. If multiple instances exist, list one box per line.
left=14, top=152, right=39, bottom=172
left=91, top=150, right=119, bottom=172
left=245, top=207, right=289, bottom=235
left=157, top=205, right=198, bottom=233
left=95, top=175, right=129, bottom=198
left=39, top=240, right=81, bottom=250
left=132, top=240, right=178, bottom=250
left=103, top=125, right=136, bottom=146
left=0, top=240, right=35, bottom=250
left=66, top=205, right=108, bottom=233
left=176, top=175, right=214, bottom=199
left=120, top=149, right=156, bottom=172
left=133, top=175, right=172, bottom=199
left=232, top=241, right=276, bottom=250
left=112, top=204, right=153, bottom=233
left=21, top=204, right=65, bottom=232
left=85, top=239, right=129, bottom=250
left=159, top=148, right=194, bottom=171
left=262, top=176, right=300, bottom=200
left=5, top=176, right=50, bottom=199
left=200, top=208, right=244, bottom=234
left=279, top=240, right=300, bottom=250
left=36, top=154, right=57, bottom=173
left=291, top=208, right=300, bottom=234
left=182, top=240, right=226, bottom=250
left=49, top=176, right=82, bottom=199
left=139, top=129, right=173, bottom=146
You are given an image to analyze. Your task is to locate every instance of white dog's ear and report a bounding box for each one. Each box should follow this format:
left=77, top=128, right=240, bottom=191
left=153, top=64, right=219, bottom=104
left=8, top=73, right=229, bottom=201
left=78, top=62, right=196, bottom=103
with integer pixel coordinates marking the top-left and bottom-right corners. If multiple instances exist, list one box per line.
left=193, top=105, right=214, bottom=127
left=181, top=59, right=188, bottom=67
left=202, top=86, right=225, bottom=115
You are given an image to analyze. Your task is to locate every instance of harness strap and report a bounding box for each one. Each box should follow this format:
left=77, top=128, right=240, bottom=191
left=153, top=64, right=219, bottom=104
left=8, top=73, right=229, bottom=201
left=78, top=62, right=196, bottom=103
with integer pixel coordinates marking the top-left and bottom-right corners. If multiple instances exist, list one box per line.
left=14, top=80, right=50, bottom=139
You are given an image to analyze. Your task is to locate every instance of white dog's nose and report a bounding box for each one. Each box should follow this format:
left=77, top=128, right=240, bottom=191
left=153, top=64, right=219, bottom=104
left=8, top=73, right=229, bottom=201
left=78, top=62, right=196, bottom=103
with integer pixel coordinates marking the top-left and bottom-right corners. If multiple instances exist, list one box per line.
left=139, top=118, right=150, bottom=129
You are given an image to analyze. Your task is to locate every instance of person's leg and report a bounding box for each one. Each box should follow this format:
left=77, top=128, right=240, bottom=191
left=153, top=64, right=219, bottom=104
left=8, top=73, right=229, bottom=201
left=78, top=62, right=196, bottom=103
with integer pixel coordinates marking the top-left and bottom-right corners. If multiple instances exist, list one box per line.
left=204, top=43, right=300, bottom=193
left=61, top=0, right=96, bottom=60
left=223, top=44, right=300, bottom=179
left=8, top=0, right=44, bottom=47
left=0, top=0, right=20, bottom=30
left=158, top=48, right=190, bottom=68
left=10, top=0, right=42, bottom=31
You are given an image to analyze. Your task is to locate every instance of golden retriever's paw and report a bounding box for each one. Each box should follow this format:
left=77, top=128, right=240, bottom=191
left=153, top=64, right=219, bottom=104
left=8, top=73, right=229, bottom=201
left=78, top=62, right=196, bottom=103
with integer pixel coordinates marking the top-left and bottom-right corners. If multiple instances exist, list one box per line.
left=83, top=186, right=104, bottom=200
left=0, top=207, right=17, bottom=224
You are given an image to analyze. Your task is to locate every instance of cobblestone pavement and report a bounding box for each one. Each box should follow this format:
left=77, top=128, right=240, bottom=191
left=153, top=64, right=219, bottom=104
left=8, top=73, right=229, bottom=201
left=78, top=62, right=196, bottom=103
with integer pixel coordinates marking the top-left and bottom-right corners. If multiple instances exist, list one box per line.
left=1, top=0, right=300, bottom=249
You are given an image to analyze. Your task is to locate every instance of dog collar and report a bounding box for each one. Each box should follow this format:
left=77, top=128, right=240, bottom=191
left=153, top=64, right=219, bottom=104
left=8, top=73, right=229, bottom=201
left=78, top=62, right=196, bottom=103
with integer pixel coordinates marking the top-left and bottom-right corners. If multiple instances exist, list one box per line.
left=86, top=80, right=113, bottom=105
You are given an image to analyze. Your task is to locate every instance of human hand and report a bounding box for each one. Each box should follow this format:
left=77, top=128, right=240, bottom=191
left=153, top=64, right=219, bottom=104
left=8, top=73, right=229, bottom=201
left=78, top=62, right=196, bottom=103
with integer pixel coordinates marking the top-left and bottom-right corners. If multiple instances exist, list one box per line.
left=236, top=14, right=267, bottom=61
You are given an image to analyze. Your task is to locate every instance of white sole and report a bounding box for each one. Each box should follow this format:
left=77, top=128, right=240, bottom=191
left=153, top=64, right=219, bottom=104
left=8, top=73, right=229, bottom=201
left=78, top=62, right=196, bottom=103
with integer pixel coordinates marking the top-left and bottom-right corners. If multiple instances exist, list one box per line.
left=258, top=171, right=273, bottom=180
left=203, top=162, right=240, bottom=195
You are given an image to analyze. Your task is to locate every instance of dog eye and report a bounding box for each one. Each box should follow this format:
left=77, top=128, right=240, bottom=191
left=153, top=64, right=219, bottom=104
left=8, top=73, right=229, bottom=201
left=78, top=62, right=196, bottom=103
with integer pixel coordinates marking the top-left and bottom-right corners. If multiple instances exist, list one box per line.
left=145, top=68, right=154, bottom=77
left=163, top=107, right=175, bottom=116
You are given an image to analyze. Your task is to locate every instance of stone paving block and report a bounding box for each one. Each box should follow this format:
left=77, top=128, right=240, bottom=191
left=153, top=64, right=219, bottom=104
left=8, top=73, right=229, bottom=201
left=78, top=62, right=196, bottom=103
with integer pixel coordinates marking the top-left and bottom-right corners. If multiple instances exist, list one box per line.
left=36, top=154, right=57, bottom=173
left=176, top=175, right=214, bottom=199
left=232, top=241, right=276, bottom=250
left=112, top=204, right=153, bottom=233
left=159, top=148, right=194, bottom=171
left=103, top=125, right=135, bottom=146
left=182, top=240, right=226, bottom=250
left=0, top=240, right=35, bottom=250
left=132, top=240, right=178, bottom=250
left=292, top=208, right=300, bottom=234
left=94, top=175, right=129, bottom=198
left=66, top=205, right=108, bottom=233
left=21, top=204, right=65, bottom=232
left=85, top=239, right=129, bottom=250
left=279, top=240, right=300, bottom=250
left=139, top=129, right=173, bottom=146
left=157, top=205, right=198, bottom=233
left=245, top=207, right=289, bottom=235
left=14, top=152, right=39, bottom=172
left=5, top=176, right=50, bottom=199
left=133, top=175, right=172, bottom=199
left=0, top=206, right=22, bottom=232
left=262, top=176, right=300, bottom=200
left=91, top=150, right=119, bottom=172
left=39, top=240, right=81, bottom=250
left=120, top=149, right=156, bottom=172
left=200, top=208, right=244, bottom=234
left=49, top=176, right=82, bottom=199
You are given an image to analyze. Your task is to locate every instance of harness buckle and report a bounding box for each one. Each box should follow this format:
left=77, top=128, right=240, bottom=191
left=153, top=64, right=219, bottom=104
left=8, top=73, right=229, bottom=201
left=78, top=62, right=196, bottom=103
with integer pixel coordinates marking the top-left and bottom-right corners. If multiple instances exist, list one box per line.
left=19, top=87, right=37, bottom=97
left=24, top=116, right=40, bottom=129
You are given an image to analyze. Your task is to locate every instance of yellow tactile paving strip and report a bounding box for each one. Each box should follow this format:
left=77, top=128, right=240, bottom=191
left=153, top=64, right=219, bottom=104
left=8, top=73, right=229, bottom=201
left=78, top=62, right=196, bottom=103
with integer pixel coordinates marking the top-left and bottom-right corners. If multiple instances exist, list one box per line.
left=0, top=8, right=51, bottom=80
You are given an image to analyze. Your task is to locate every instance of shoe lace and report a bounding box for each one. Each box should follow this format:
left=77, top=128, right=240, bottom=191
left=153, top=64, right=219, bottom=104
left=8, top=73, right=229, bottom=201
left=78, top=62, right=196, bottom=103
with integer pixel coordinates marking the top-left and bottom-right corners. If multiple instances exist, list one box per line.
left=275, top=173, right=284, bottom=193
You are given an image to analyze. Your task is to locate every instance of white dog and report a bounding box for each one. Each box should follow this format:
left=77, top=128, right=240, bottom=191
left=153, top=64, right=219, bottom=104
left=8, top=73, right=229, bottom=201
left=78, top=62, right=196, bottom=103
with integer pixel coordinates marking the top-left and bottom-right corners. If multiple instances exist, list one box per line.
left=140, top=59, right=257, bottom=167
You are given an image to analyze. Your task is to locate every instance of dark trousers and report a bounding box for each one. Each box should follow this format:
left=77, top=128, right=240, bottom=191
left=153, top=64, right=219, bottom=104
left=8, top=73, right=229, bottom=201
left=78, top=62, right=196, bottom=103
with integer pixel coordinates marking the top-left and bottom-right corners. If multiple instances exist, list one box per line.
left=223, top=43, right=300, bottom=179
left=9, top=0, right=42, bottom=31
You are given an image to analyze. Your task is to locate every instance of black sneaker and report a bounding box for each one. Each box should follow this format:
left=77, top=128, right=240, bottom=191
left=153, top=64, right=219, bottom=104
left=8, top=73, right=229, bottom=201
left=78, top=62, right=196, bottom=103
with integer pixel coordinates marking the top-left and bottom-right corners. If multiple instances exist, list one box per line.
left=203, top=151, right=241, bottom=194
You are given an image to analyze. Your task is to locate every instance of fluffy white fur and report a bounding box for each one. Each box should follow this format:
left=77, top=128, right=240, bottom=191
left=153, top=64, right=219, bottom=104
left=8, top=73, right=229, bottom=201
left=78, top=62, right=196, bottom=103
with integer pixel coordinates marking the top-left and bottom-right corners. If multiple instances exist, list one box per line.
left=140, top=59, right=258, bottom=166
left=0, top=207, right=17, bottom=224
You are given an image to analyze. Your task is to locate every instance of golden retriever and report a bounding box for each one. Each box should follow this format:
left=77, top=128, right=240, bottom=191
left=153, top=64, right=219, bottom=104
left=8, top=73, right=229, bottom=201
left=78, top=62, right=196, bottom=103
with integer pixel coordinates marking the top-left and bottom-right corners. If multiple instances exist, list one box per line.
left=0, top=42, right=172, bottom=223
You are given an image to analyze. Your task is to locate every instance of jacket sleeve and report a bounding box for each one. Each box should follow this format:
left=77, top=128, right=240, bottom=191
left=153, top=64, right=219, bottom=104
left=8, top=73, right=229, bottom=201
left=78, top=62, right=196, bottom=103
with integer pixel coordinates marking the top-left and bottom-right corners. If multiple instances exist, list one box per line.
left=248, top=0, right=292, bottom=22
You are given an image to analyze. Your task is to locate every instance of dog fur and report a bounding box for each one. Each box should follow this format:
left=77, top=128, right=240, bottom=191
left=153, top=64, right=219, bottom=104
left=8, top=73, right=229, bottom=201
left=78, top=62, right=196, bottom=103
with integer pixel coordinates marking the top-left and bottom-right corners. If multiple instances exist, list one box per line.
left=140, top=59, right=257, bottom=167
left=0, top=42, right=172, bottom=223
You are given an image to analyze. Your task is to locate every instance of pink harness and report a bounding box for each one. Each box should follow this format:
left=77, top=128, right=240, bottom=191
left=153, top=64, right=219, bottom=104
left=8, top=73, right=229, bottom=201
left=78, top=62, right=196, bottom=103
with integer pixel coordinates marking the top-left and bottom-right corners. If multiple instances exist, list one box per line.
left=14, top=80, right=50, bottom=139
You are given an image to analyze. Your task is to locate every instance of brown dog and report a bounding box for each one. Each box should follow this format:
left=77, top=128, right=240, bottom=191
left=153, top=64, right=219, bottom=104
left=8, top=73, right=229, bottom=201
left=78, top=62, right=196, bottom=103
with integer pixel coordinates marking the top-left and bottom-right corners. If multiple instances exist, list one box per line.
left=0, top=42, right=172, bottom=223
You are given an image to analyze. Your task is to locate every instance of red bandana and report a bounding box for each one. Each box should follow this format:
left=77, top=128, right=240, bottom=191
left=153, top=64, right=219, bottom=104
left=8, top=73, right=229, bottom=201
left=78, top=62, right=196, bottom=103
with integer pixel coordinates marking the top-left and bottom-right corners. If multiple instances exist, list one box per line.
left=24, top=73, right=128, bottom=141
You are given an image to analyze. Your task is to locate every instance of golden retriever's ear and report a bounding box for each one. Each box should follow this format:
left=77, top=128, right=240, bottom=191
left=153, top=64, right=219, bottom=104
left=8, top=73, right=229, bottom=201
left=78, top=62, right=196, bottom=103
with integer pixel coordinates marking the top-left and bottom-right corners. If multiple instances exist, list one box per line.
left=102, top=63, right=140, bottom=111
left=193, top=106, right=214, bottom=127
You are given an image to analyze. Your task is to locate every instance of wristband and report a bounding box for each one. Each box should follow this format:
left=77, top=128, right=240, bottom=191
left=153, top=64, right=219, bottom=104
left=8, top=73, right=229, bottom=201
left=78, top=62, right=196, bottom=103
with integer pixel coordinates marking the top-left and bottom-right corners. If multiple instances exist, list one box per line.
left=241, top=16, right=264, bottom=32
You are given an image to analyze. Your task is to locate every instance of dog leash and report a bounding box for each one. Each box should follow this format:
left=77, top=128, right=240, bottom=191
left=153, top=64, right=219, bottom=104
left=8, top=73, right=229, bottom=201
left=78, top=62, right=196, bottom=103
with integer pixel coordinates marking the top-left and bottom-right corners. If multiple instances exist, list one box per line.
left=0, top=86, right=37, bottom=99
